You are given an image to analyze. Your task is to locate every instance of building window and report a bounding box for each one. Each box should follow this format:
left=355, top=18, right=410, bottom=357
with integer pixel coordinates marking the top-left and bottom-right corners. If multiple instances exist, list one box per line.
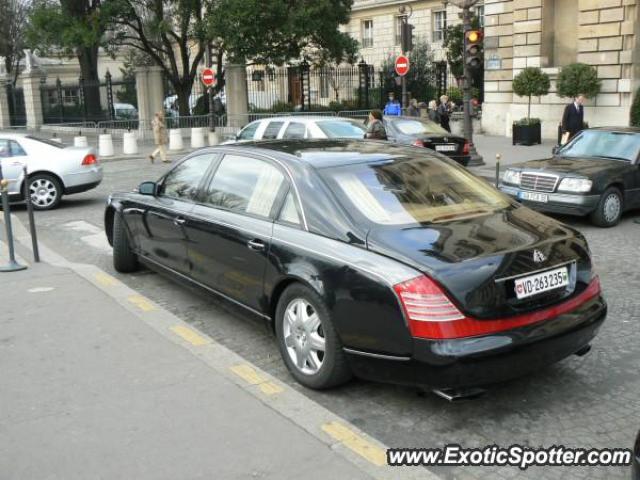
left=395, top=15, right=406, bottom=45
left=474, top=5, right=485, bottom=28
left=361, top=19, right=374, bottom=48
left=432, top=11, right=447, bottom=43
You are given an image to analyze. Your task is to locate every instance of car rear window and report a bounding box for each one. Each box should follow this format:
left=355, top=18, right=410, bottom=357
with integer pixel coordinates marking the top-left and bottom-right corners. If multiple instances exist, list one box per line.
left=317, top=120, right=366, bottom=139
left=320, top=155, right=509, bottom=226
left=25, top=135, right=65, bottom=149
left=390, top=119, right=449, bottom=136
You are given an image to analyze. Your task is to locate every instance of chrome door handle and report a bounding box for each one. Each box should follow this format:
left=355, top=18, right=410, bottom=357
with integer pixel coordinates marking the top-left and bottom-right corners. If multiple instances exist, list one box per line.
left=173, top=217, right=186, bottom=226
left=247, top=239, right=266, bottom=251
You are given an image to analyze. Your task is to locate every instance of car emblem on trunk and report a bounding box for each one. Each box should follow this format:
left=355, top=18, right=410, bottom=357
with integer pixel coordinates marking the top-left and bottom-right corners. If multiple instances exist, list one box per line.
left=533, top=249, right=547, bottom=263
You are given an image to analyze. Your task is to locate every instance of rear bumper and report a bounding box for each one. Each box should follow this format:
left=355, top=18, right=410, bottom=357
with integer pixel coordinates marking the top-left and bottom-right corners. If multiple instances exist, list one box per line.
left=500, top=184, right=600, bottom=216
left=345, top=294, right=606, bottom=389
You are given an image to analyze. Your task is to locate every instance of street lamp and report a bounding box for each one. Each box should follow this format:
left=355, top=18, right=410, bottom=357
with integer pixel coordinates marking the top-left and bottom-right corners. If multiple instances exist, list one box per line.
left=442, top=0, right=484, bottom=166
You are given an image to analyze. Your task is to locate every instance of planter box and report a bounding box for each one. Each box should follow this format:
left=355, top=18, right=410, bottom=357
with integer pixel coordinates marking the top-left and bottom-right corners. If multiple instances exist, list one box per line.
left=512, top=122, right=541, bottom=146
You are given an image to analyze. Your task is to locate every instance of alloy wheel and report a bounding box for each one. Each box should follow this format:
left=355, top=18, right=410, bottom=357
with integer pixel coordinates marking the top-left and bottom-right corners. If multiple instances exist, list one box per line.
left=283, top=298, right=326, bottom=375
left=30, top=178, right=58, bottom=208
left=603, top=193, right=621, bottom=223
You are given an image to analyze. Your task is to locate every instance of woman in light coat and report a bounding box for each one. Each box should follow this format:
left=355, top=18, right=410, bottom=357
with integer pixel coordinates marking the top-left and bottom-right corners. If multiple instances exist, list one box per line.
left=150, top=111, right=170, bottom=163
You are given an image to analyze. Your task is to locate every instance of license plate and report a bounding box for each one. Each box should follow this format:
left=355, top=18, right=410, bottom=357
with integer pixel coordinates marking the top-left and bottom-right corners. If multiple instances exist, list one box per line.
left=435, top=144, right=457, bottom=152
left=514, top=266, right=569, bottom=300
left=517, top=191, right=548, bottom=203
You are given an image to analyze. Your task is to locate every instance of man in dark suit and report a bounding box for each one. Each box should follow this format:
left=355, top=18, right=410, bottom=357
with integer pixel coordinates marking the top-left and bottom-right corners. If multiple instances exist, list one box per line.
left=562, top=94, right=586, bottom=141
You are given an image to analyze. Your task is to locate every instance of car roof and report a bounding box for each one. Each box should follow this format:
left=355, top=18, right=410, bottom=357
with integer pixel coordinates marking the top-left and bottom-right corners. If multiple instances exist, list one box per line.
left=250, top=116, right=360, bottom=124
left=229, top=139, right=437, bottom=168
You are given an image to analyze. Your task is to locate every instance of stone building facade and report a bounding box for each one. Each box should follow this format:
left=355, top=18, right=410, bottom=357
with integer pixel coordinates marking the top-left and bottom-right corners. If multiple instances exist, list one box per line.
left=482, top=0, right=640, bottom=138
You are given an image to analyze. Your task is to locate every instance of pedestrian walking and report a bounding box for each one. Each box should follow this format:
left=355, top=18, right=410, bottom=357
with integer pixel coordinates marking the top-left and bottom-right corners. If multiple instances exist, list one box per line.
left=149, top=111, right=170, bottom=164
left=383, top=92, right=401, bottom=116
left=364, top=110, right=388, bottom=140
left=427, top=100, right=440, bottom=123
left=407, top=98, right=420, bottom=117
left=437, top=95, right=451, bottom=133
left=561, top=94, right=586, bottom=143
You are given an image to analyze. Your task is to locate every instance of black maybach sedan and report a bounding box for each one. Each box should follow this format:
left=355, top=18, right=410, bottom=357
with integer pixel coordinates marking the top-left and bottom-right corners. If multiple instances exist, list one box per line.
left=500, top=128, right=640, bottom=227
left=105, top=140, right=606, bottom=393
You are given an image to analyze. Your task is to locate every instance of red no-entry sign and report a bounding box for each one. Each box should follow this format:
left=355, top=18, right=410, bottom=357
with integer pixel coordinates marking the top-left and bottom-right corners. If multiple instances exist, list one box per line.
left=201, top=68, right=216, bottom=87
left=395, top=55, right=410, bottom=77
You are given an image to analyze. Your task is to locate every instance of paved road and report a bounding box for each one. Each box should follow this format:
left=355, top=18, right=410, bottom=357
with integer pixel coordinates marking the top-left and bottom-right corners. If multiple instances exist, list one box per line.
left=8, top=150, right=640, bottom=480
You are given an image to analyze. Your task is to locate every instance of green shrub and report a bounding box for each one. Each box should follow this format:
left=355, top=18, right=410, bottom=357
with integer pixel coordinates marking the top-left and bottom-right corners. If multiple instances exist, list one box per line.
left=630, top=88, right=640, bottom=127
left=447, top=86, right=463, bottom=104
left=514, top=117, right=541, bottom=126
left=556, top=63, right=601, bottom=99
left=512, top=67, right=550, bottom=123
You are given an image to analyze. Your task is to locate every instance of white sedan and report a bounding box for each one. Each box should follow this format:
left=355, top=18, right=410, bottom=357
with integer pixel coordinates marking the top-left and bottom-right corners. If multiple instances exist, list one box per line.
left=0, top=133, right=103, bottom=210
left=229, top=116, right=367, bottom=143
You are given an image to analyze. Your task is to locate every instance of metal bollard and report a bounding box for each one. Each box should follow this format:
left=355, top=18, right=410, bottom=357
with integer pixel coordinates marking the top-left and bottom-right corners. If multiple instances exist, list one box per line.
left=495, top=153, right=501, bottom=188
left=22, top=165, right=40, bottom=262
left=0, top=163, right=27, bottom=272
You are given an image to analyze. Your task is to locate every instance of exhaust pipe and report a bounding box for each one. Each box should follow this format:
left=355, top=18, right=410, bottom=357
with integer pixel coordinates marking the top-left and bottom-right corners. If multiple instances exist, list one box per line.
left=431, top=387, right=487, bottom=402
left=574, top=344, right=592, bottom=357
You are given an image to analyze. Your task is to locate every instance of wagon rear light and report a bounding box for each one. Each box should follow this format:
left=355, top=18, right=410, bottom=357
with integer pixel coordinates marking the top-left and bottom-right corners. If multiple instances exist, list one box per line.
left=413, top=139, right=424, bottom=147
left=463, top=142, right=470, bottom=155
left=82, top=154, right=98, bottom=166
left=394, top=275, right=602, bottom=340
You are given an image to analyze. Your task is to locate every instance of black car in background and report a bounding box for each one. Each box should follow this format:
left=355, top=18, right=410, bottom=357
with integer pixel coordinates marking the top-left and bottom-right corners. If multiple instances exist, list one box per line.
left=500, top=128, right=640, bottom=227
left=383, top=116, right=471, bottom=166
left=105, top=140, right=605, bottom=393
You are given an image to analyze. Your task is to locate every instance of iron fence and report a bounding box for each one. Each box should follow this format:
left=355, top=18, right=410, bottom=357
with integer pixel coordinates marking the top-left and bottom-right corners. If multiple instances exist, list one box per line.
left=6, top=84, right=26, bottom=126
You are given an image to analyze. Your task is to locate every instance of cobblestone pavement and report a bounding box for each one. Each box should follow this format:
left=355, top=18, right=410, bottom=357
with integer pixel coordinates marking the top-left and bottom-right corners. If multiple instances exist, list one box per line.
left=6, top=151, right=640, bottom=480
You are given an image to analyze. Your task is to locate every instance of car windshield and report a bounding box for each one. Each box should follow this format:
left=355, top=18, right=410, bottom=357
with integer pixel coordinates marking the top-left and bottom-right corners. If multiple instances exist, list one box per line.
left=321, top=154, right=509, bottom=226
left=559, top=130, right=640, bottom=162
left=317, top=120, right=366, bottom=139
left=390, top=119, right=449, bottom=136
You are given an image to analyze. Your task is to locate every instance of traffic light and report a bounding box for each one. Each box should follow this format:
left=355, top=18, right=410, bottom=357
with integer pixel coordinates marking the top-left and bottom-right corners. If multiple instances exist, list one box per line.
left=465, top=30, right=483, bottom=68
left=401, top=21, right=415, bottom=53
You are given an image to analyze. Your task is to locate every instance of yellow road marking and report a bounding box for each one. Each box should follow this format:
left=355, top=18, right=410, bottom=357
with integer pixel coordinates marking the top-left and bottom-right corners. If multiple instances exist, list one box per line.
left=259, top=382, right=284, bottom=395
left=95, top=272, right=118, bottom=287
left=127, top=294, right=156, bottom=312
left=170, top=325, right=211, bottom=346
left=230, top=364, right=267, bottom=385
left=322, top=422, right=386, bottom=467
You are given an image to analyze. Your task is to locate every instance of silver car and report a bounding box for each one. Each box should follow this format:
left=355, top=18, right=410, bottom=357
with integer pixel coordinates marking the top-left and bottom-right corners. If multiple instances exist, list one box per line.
left=0, top=133, right=103, bottom=210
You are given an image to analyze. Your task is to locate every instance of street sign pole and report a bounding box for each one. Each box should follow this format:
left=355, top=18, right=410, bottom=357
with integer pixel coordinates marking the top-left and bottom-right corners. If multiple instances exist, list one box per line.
left=401, top=18, right=408, bottom=110
left=204, top=50, right=216, bottom=133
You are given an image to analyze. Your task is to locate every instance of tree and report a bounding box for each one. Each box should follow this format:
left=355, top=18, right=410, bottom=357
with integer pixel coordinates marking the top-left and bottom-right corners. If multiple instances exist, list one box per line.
left=630, top=87, right=640, bottom=127
left=512, top=67, right=550, bottom=123
left=0, top=0, right=31, bottom=84
left=556, top=63, right=601, bottom=99
left=27, top=0, right=108, bottom=117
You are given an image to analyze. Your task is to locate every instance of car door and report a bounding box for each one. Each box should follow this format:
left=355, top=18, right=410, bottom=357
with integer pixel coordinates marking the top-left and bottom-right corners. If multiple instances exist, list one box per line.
left=0, top=139, right=29, bottom=195
left=186, top=153, right=288, bottom=311
left=137, top=153, right=217, bottom=275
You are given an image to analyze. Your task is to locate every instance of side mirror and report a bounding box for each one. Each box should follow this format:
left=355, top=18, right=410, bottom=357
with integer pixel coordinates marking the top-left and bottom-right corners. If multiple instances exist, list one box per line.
left=138, top=181, right=157, bottom=196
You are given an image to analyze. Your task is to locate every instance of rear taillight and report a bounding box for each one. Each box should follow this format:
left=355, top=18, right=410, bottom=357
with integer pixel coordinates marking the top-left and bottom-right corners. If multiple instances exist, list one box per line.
left=412, top=139, right=424, bottom=147
left=394, top=275, right=465, bottom=338
left=394, top=275, right=602, bottom=340
left=463, top=142, right=470, bottom=155
left=82, top=154, right=98, bottom=166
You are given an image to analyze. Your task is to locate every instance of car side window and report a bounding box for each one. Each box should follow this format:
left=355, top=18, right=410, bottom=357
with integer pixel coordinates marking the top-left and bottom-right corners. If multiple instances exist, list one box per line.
left=10, top=141, right=26, bottom=157
left=277, top=191, right=302, bottom=226
left=160, top=154, right=215, bottom=201
left=237, top=122, right=259, bottom=140
left=282, top=122, right=306, bottom=140
left=203, top=154, right=285, bottom=218
left=262, top=121, right=284, bottom=140
left=0, top=139, right=11, bottom=157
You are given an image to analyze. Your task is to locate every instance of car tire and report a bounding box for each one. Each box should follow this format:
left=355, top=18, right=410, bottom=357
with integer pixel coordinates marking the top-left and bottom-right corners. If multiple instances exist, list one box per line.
left=28, top=173, right=62, bottom=211
left=590, top=187, right=623, bottom=228
left=275, top=283, right=352, bottom=389
left=113, top=211, right=139, bottom=273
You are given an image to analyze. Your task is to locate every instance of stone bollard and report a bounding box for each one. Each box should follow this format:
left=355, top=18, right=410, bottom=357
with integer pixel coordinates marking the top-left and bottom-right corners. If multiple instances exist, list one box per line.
left=208, top=130, right=221, bottom=146
left=122, top=131, right=139, bottom=155
left=169, top=129, right=183, bottom=151
left=74, top=136, right=88, bottom=148
left=191, top=127, right=205, bottom=148
left=99, top=134, right=114, bottom=157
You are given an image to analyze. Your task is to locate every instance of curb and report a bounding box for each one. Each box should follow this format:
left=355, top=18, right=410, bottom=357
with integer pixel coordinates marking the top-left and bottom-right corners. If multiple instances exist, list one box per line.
left=3, top=212, right=442, bottom=480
